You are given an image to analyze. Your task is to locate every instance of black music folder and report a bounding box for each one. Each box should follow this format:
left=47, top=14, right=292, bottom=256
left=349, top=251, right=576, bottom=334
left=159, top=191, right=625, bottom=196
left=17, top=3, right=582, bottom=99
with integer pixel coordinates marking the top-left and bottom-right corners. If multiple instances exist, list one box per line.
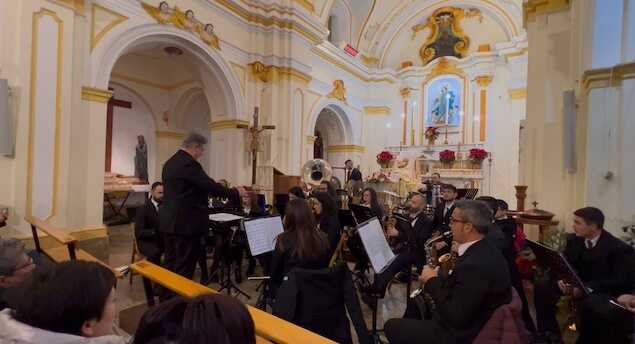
left=338, top=209, right=357, bottom=228
left=392, top=214, right=416, bottom=241
left=526, top=239, right=590, bottom=295
left=349, top=204, right=375, bottom=223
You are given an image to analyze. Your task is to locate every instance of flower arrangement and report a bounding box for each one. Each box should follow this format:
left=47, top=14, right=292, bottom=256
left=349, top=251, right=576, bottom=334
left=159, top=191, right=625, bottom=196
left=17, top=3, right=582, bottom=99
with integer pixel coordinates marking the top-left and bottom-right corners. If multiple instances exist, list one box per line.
left=439, top=149, right=456, bottom=164
left=468, top=148, right=489, bottom=164
left=366, top=172, right=392, bottom=183
left=376, top=150, right=395, bottom=165
left=424, top=127, right=440, bottom=140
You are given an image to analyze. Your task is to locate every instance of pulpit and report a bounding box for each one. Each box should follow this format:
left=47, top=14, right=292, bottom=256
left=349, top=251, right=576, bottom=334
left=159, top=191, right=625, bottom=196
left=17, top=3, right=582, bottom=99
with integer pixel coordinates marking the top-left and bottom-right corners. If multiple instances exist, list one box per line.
left=256, top=166, right=300, bottom=205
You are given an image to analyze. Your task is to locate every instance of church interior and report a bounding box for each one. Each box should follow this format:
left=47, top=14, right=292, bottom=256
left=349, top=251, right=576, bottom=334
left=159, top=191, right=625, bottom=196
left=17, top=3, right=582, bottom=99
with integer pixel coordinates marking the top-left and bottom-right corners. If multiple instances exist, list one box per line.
left=0, top=0, right=634, bottom=343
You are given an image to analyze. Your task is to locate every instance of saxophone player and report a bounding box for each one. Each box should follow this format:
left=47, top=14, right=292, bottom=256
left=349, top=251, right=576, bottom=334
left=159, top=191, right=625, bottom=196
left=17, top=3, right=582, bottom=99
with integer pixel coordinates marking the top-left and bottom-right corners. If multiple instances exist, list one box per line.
left=384, top=200, right=511, bottom=344
left=357, top=193, right=433, bottom=302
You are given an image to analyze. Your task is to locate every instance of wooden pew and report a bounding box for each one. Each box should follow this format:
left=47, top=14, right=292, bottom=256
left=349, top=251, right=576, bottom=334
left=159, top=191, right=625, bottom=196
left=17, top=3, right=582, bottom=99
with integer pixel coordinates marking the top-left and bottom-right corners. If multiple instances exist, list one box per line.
left=24, top=215, right=123, bottom=279
left=129, top=261, right=336, bottom=344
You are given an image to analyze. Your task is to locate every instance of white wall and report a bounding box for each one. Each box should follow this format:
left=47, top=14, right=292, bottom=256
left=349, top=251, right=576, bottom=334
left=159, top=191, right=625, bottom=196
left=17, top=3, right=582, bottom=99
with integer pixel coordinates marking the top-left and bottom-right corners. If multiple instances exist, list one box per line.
left=109, top=86, right=157, bottom=183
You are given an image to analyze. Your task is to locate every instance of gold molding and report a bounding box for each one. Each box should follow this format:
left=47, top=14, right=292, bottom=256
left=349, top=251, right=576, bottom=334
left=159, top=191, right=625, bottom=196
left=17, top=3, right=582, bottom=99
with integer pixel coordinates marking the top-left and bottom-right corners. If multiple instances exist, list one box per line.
left=294, top=0, right=315, bottom=12
left=27, top=9, right=63, bottom=219
left=581, top=63, right=635, bottom=92
left=474, top=75, right=494, bottom=87
left=90, top=4, right=128, bottom=53
left=209, top=119, right=250, bottom=131
left=359, top=54, right=379, bottom=65
left=523, top=0, right=570, bottom=26
left=508, top=88, right=527, bottom=99
left=306, top=135, right=317, bottom=145
left=423, top=57, right=465, bottom=83
left=364, top=106, right=391, bottom=115
left=504, top=48, right=528, bottom=63
left=81, top=86, right=114, bottom=103
left=400, top=88, right=412, bottom=99
left=110, top=73, right=196, bottom=91
left=54, top=0, right=85, bottom=12
left=327, top=145, right=365, bottom=153
left=326, top=80, right=347, bottom=105
left=311, top=48, right=394, bottom=84
left=248, top=62, right=312, bottom=85
left=155, top=131, right=185, bottom=140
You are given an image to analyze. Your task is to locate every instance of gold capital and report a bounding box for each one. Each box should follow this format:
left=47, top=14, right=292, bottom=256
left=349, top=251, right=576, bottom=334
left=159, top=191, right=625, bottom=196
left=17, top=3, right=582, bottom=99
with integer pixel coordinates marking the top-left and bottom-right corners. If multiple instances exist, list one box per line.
left=474, top=75, right=494, bottom=88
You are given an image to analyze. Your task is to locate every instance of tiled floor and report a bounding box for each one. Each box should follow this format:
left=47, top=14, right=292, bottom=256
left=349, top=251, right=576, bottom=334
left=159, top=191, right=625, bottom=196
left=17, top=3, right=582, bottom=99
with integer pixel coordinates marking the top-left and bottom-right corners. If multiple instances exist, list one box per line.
left=106, top=224, right=577, bottom=343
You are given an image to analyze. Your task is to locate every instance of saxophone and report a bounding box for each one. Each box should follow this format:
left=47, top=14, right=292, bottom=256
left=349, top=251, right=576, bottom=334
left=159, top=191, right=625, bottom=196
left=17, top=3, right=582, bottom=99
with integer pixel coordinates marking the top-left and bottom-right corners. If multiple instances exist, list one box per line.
left=410, top=231, right=453, bottom=301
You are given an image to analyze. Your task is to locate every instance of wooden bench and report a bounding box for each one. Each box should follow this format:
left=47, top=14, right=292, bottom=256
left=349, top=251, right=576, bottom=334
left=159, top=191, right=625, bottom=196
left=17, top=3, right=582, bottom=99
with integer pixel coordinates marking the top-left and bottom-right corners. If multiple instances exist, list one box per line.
left=25, top=215, right=123, bottom=279
left=129, top=261, right=336, bottom=344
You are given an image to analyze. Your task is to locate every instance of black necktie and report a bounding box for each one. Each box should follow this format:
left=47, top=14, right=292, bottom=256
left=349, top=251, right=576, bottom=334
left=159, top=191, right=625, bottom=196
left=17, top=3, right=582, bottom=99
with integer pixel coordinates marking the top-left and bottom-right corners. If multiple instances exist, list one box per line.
left=586, top=240, right=593, bottom=249
left=347, top=169, right=351, bottom=182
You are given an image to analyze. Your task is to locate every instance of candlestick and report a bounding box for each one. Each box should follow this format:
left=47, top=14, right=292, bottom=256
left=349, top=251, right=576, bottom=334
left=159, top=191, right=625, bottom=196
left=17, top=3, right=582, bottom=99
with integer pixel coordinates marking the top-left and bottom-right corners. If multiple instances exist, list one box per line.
left=443, top=127, right=448, bottom=144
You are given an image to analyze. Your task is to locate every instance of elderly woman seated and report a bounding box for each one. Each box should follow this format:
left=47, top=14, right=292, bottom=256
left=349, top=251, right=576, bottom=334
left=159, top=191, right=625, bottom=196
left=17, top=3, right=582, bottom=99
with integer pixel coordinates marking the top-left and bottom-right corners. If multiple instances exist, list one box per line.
left=0, top=260, right=125, bottom=343
left=133, top=294, right=256, bottom=344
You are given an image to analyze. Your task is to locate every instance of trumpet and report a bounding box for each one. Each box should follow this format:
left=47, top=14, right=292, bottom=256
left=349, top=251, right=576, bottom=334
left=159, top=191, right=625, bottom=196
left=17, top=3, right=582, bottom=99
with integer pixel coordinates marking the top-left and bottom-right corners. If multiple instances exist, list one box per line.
left=410, top=231, right=453, bottom=300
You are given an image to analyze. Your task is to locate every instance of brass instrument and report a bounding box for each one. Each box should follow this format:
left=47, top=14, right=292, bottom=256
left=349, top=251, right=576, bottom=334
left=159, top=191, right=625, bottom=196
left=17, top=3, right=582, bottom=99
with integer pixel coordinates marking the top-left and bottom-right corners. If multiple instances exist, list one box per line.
left=410, top=231, right=453, bottom=304
left=302, top=158, right=333, bottom=188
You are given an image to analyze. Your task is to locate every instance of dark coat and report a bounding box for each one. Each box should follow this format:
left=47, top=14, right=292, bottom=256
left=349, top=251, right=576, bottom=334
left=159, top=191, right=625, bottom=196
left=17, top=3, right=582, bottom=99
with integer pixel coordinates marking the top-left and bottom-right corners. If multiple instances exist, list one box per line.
left=134, top=199, right=163, bottom=259
left=432, top=201, right=455, bottom=232
left=269, top=229, right=329, bottom=286
left=159, top=150, right=238, bottom=236
left=346, top=168, right=362, bottom=182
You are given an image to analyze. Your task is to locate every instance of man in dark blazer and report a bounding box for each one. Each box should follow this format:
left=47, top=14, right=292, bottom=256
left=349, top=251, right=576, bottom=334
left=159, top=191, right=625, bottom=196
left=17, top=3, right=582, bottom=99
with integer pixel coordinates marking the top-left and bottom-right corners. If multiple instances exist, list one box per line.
left=358, top=193, right=434, bottom=296
left=420, top=172, right=443, bottom=207
left=534, top=207, right=634, bottom=343
left=432, top=184, right=457, bottom=232
left=159, top=132, right=246, bottom=291
left=344, top=159, right=362, bottom=182
left=385, top=200, right=512, bottom=344
left=134, top=181, right=164, bottom=266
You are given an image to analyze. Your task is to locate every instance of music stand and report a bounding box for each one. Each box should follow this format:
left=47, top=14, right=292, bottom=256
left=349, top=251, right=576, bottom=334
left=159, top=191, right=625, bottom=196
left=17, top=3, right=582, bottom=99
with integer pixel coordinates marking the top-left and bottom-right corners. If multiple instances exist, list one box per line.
left=357, top=217, right=398, bottom=343
left=392, top=215, right=418, bottom=300
left=206, top=212, right=251, bottom=299
left=525, top=240, right=589, bottom=294
left=274, top=203, right=286, bottom=217
left=350, top=203, right=375, bottom=223
left=338, top=209, right=357, bottom=228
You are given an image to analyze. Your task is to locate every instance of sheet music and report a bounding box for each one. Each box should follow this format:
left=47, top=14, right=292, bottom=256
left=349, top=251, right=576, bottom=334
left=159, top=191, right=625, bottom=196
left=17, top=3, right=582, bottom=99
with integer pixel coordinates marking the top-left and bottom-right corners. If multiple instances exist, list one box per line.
left=208, top=213, right=246, bottom=222
left=357, top=218, right=395, bottom=273
left=243, top=216, right=284, bottom=256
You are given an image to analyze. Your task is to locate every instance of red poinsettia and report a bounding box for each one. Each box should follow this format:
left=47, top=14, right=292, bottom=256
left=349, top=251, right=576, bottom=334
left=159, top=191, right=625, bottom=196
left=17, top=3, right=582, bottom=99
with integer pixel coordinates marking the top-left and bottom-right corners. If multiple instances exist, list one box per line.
left=468, top=148, right=489, bottom=163
left=366, top=172, right=392, bottom=183
left=439, top=150, right=456, bottom=164
left=376, top=151, right=395, bottom=164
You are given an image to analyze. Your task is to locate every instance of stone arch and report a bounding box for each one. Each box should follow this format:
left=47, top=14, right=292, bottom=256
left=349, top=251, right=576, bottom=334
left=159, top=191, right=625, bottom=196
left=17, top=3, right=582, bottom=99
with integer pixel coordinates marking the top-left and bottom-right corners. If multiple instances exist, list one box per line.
left=91, top=23, right=244, bottom=121
left=307, top=99, right=356, bottom=149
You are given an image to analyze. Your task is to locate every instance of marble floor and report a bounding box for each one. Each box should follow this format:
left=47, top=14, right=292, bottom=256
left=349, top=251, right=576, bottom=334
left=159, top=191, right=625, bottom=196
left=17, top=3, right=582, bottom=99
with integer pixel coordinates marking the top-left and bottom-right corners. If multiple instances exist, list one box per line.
left=105, top=223, right=577, bottom=343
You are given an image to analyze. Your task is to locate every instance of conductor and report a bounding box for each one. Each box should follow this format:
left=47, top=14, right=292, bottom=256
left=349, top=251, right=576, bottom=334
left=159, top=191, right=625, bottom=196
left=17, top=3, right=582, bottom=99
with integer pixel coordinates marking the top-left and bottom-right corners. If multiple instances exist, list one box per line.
left=159, top=132, right=246, bottom=297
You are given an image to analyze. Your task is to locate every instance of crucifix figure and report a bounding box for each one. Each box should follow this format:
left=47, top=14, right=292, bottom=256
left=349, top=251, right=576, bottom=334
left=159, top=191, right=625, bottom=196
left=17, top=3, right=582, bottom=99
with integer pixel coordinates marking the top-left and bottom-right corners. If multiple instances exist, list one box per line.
left=237, top=107, right=275, bottom=184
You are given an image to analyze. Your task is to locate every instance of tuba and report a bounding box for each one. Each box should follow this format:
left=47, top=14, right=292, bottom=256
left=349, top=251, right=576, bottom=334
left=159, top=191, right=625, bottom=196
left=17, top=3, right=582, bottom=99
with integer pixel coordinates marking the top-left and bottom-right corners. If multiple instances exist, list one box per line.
left=302, top=159, right=333, bottom=188
left=410, top=231, right=454, bottom=312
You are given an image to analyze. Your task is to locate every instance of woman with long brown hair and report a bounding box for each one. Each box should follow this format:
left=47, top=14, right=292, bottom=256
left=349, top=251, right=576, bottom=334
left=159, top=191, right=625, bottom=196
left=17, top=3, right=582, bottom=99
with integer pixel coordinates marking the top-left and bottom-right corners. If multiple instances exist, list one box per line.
left=269, top=199, right=330, bottom=286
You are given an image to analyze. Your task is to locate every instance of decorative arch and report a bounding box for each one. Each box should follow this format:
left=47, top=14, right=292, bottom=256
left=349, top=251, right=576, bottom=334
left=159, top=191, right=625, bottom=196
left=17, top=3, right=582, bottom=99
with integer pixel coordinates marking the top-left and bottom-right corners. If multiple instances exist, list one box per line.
left=90, top=22, right=244, bottom=121
left=307, top=99, right=356, bottom=145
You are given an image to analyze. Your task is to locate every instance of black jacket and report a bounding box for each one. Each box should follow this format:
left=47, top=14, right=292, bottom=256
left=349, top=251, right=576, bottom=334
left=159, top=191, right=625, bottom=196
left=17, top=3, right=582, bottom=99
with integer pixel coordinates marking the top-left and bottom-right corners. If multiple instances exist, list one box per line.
left=269, top=230, right=329, bottom=286
left=159, top=150, right=238, bottom=236
left=346, top=168, right=362, bottom=182
left=425, top=239, right=512, bottom=343
left=433, top=201, right=455, bottom=232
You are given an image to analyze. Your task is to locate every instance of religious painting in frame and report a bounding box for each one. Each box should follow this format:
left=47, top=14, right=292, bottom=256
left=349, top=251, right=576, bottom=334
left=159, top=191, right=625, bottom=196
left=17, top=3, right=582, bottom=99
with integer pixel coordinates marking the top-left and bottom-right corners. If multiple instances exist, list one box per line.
left=425, top=76, right=463, bottom=127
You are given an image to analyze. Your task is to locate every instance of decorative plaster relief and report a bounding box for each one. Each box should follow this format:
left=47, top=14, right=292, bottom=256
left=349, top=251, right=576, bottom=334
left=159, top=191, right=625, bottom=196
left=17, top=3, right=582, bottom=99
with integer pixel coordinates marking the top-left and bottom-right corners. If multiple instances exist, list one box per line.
left=326, top=79, right=348, bottom=105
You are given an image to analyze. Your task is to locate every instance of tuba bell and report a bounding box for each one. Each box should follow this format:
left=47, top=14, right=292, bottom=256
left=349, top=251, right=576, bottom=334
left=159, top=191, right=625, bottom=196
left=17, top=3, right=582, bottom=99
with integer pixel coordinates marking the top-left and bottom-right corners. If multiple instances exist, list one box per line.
left=302, top=159, right=333, bottom=188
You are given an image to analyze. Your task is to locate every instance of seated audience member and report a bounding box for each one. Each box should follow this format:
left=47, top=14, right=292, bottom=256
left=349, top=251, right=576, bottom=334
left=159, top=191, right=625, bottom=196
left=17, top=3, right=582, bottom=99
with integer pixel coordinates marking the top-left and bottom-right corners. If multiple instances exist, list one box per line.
left=0, top=239, right=37, bottom=310
left=313, top=192, right=341, bottom=257
left=133, top=294, right=256, bottom=344
left=269, top=199, right=330, bottom=286
left=288, top=186, right=305, bottom=200
left=0, top=260, right=124, bottom=343
left=534, top=207, right=634, bottom=343
left=135, top=181, right=165, bottom=266
left=384, top=200, right=512, bottom=344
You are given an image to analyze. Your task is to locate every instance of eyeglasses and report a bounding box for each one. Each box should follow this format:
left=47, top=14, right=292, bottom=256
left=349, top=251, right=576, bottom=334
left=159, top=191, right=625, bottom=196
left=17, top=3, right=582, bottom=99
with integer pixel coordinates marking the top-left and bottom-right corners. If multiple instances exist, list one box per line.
left=449, top=217, right=469, bottom=225
left=11, top=257, right=34, bottom=273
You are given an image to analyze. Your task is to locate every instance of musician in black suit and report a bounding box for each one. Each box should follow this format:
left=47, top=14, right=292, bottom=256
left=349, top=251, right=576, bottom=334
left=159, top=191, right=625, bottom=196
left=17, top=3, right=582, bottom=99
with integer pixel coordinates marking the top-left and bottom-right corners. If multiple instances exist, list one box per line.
left=534, top=207, right=634, bottom=343
left=385, top=200, right=512, bottom=344
left=420, top=172, right=443, bottom=207
left=134, top=182, right=165, bottom=266
left=358, top=193, right=433, bottom=297
left=432, top=184, right=457, bottom=231
left=344, top=159, right=362, bottom=182
left=159, top=132, right=246, bottom=293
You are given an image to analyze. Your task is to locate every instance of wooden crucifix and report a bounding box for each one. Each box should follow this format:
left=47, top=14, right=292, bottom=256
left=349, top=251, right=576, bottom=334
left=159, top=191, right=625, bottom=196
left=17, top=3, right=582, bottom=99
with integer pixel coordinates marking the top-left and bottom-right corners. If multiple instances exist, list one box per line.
left=237, top=107, right=275, bottom=184
left=105, top=88, right=132, bottom=172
